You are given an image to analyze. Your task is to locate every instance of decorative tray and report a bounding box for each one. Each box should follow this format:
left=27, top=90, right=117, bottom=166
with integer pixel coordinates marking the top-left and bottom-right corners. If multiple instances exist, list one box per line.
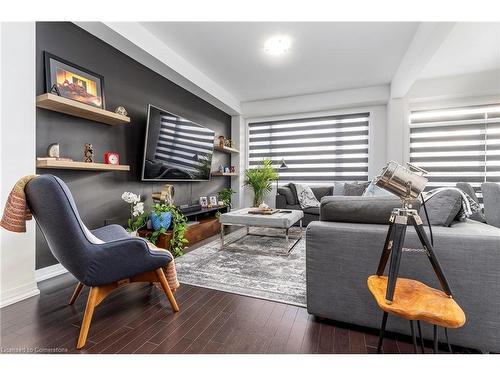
left=247, top=208, right=280, bottom=215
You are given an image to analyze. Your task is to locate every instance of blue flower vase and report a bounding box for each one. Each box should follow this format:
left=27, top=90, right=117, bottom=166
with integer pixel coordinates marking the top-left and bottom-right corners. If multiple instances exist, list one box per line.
left=151, top=212, right=172, bottom=231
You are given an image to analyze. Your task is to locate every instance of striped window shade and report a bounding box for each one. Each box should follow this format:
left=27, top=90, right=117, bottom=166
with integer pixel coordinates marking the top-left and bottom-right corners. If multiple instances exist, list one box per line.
left=248, top=112, right=370, bottom=183
left=409, top=103, right=500, bottom=202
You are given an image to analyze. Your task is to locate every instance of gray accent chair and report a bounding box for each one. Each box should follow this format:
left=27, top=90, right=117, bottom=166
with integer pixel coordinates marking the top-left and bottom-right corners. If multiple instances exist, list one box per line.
left=25, top=175, right=179, bottom=349
left=306, top=195, right=500, bottom=353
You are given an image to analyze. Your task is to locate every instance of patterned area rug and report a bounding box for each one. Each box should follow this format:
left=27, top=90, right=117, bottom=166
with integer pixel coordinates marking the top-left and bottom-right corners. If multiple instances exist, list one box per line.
left=175, top=227, right=306, bottom=306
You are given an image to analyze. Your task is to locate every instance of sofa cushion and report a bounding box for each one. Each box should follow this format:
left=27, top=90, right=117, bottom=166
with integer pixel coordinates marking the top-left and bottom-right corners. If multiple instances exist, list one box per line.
left=310, top=186, right=333, bottom=201
left=303, top=207, right=320, bottom=216
left=320, top=196, right=411, bottom=224
left=456, top=182, right=486, bottom=223
left=362, top=181, right=394, bottom=197
left=343, top=181, right=370, bottom=196
left=277, top=185, right=297, bottom=205
left=332, top=182, right=346, bottom=196
left=420, top=189, right=462, bottom=227
left=482, top=182, right=500, bottom=228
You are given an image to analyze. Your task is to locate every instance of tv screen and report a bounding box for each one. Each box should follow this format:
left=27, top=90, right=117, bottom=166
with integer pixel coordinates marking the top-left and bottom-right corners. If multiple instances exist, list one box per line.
left=142, top=105, right=215, bottom=181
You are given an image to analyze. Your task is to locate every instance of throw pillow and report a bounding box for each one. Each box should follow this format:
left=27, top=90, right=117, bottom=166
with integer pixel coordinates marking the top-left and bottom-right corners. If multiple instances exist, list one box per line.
left=277, top=186, right=297, bottom=205
left=332, top=182, right=346, bottom=196
left=362, top=180, right=394, bottom=197
left=310, top=186, right=333, bottom=201
left=456, top=182, right=486, bottom=223
left=292, top=183, right=320, bottom=209
left=343, top=181, right=370, bottom=196
left=420, top=189, right=463, bottom=227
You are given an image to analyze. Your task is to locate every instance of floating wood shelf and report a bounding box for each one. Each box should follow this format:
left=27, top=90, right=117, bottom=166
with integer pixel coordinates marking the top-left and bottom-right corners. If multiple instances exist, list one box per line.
left=214, top=145, right=239, bottom=154
left=36, top=93, right=130, bottom=126
left=37, top=159, right=130, bottom=172
left=211, top=172, right=238, bottom=177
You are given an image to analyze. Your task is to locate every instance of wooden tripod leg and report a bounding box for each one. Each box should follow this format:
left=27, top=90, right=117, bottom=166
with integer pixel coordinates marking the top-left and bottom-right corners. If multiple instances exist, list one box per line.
left=76, top=286, right=99, bottom=349
left=155, top=268, right=179, bottom=312
left=68, top=282, right=84, bottom=305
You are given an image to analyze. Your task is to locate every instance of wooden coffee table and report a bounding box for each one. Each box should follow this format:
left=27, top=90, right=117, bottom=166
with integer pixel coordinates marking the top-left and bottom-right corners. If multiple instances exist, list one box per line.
left=219, top=208, right=304, bottom=254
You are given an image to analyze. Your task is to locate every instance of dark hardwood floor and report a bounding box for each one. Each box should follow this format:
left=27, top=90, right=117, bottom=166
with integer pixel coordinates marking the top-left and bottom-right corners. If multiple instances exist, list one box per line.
left=1, top=272, right=472, bottom=354
left=0, top=232, right=473, bottom=354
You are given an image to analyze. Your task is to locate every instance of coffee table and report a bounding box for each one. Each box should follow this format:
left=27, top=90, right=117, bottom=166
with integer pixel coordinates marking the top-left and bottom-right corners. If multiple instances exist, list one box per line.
left=219, top=208, right=304, bottom=254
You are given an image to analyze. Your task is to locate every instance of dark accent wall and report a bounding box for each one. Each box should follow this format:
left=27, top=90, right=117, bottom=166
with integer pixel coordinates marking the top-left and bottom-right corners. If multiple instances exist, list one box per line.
left=35, top=22, right=231, bottom=269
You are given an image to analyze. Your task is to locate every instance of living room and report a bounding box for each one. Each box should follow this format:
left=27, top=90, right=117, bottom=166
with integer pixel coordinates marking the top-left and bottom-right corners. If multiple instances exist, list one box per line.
left=1, top=1, right=499, bottom=373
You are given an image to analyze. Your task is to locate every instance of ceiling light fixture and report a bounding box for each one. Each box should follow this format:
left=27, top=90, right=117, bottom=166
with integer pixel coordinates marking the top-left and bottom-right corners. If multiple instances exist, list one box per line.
left=264, top=35, right=291, bottom=56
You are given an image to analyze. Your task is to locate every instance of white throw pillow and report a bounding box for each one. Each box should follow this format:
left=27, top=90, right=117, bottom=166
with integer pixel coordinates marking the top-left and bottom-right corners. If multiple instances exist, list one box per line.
left=294, top=183, right=320, bottom=209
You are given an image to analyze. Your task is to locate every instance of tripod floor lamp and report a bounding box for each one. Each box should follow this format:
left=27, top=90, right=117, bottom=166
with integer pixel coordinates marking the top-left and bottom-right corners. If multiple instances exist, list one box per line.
left=367, top=161, right=465, bottom=354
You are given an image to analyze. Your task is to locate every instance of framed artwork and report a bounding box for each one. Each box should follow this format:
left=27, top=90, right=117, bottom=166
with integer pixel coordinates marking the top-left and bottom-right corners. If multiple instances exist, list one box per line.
left=209, top=196, right=218, bottom=206
left=199, top=197, right=208, bottom=208
left=44, top=51, right=105, bottom=109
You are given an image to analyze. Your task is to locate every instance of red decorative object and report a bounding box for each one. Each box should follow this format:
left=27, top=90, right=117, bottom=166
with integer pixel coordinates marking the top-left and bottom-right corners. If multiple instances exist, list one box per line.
left=104, top=152, right=120, bottom=165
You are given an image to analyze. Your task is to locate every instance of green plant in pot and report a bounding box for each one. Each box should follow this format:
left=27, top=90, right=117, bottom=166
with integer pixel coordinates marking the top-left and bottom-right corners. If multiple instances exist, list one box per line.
left=148, top=204, right=188, bottom=258
left=218, top=188, right=235, bottom=209
left=244, top=159, right=278, bottom=207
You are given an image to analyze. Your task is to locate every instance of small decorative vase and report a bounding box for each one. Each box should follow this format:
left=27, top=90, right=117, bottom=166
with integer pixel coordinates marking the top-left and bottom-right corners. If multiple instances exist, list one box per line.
left=151, top=212, right=172, bottom=231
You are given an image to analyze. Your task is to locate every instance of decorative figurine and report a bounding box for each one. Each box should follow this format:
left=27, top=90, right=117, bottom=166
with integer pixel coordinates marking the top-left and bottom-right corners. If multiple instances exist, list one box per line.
left=219, top=164, right=224, bottom=173
left=225, top=138, right=232, bottom=148
left=230, top=165, right=236, bottom=173
left=160, top=184, right=175, bottom=205
left=49, top=84, right=61, bottom=96
left=218, top=135, right=225, bottom=147
left=224, top=167, right=230, bottom=173
left=84, top=143, right=94, bottom=163
left=114, top=106, right=128, bottom=116
left=47, top=143, right=60, bottom=158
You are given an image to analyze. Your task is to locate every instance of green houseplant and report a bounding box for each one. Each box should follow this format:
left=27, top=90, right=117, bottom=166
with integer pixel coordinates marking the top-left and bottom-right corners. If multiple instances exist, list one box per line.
left=148, top=204, right=188, bottom=258
left=218, top=188, right=235, bottom=209
left=244, top=159, right=278, bottom=207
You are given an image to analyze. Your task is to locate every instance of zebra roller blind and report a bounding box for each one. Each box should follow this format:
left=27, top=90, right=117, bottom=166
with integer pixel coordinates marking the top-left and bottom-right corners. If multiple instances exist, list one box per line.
left=248, top=112, right=370, bottom=183
left=409, top=103, right=500, bottom=200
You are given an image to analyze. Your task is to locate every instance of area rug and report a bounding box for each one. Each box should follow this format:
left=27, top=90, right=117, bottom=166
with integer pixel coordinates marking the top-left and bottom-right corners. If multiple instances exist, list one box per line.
left=175, top=227, right=306, bottom=306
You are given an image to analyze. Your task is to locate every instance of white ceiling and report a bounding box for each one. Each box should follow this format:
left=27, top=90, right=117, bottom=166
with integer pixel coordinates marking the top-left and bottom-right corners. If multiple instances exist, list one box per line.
left=420, top=22, right=500, bottom=79
left=141, top=22, right=419, bottom=102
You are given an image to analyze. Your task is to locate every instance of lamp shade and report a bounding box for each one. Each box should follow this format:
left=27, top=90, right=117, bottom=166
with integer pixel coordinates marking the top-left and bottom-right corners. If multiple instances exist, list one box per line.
left=279, top=159, right=288, bottom=169
left=374, top=161, right=428, bottom=201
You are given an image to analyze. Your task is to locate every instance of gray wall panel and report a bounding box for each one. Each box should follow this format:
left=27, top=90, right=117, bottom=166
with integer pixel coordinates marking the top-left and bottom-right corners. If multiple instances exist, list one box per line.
left=35, top=22, right=231, bottom=269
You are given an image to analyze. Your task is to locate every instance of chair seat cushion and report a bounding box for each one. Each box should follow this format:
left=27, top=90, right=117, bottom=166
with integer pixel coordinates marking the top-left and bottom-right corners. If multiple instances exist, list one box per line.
left=91, top=224, right=130, bottom=242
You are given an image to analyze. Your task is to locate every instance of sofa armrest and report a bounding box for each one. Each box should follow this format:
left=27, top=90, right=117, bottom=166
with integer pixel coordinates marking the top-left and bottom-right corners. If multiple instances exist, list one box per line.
left=276, top=194, right=287, bottom=209
left=305, top=220, right=500, bottom=352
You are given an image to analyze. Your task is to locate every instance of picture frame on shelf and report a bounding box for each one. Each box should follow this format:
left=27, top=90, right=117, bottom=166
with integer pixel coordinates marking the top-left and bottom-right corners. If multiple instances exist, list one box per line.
left=199, top=196, right=208, bottom=208
left=209, top=196, right=218, bottom=207
left=44, top=51, right=105, bottom=109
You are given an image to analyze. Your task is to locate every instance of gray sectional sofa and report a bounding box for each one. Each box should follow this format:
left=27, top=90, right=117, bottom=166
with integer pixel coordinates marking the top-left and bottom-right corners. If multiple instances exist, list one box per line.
left=305, top=195, right=500, bottom=353
left=276, top=182, right=369, bottom=226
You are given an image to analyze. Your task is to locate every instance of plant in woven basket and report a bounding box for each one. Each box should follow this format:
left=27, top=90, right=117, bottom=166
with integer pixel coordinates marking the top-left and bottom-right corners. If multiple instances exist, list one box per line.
left=244, top=159, right=278, bottom=207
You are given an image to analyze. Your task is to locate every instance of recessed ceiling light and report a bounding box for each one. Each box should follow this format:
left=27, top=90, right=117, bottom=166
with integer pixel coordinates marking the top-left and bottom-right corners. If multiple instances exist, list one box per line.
left=264, top=35, right=291, bottom=56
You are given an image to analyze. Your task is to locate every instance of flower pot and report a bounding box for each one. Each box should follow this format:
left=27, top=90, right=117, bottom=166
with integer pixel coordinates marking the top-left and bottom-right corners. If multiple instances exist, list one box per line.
left=151, top=212, right=172, bottom=231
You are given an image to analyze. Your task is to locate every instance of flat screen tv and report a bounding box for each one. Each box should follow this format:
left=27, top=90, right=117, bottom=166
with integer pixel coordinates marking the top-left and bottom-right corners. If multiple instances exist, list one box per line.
left=142, top=105, right=215, bottom=181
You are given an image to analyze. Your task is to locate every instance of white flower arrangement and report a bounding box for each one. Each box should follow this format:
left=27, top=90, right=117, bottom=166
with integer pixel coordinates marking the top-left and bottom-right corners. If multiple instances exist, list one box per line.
left=122, top=192, right=141, bottom=204
left=132, top=202, right=144, bottom=217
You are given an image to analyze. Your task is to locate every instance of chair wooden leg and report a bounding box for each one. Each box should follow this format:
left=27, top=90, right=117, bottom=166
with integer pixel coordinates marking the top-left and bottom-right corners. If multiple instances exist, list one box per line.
left=68, top=282, right=84, bottom=305
left=76, top=286, right=99, bottom=349
left=155, top=268, right=179, bottom=312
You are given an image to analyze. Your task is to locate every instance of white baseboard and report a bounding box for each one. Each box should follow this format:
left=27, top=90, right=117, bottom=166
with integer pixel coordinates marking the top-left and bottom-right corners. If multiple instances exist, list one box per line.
left=35, top=263, right=68, bottom=282
left=0, top=282, right=40, bottom=308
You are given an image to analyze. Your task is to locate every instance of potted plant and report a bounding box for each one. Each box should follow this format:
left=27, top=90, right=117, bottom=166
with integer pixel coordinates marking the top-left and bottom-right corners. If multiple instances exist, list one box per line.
left=148, top=204, right=189, bottom=258
left=218, top=188, right=235, bottom=210
left=122, top=192, right=147, bottom=235
left=244, top=159, right=278, bottom=207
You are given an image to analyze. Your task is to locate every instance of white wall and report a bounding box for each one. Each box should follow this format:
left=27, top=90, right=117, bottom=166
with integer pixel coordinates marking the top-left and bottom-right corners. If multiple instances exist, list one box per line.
left=241, top=85, right=389, bottom=118
left=0, top=22, right=39, bottom=308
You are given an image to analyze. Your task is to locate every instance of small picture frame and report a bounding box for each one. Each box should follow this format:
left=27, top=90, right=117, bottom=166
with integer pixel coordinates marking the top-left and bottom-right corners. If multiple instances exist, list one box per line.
left=209, top=196, right=218, bottom=207
left=199, top=196, right=208, bottom=207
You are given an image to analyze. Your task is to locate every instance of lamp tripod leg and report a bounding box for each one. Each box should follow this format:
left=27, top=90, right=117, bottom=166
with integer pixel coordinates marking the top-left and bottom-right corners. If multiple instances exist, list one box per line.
left=385, top=220, right=407, bottom=303
left=377, top=312, right=388, bottom=353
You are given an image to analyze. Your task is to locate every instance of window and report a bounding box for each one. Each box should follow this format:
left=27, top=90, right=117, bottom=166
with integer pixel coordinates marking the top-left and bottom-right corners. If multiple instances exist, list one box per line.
left=409, top=103, right=500, bottom=201
left=247, top=112, right=370, bottom=183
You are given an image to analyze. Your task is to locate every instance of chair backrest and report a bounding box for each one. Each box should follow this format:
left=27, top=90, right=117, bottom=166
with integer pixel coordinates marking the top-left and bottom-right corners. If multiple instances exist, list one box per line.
left=25, top=175, right=94, bottom=281
left=482, top=182, right=500, bottom=228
